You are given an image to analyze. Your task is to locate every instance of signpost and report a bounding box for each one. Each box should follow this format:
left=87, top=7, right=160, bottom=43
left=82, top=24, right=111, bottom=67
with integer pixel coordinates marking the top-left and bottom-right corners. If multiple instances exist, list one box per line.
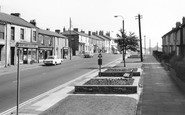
left=16, top=48, right=20, bottom=115
left=98, top=53, right=102, bottom=76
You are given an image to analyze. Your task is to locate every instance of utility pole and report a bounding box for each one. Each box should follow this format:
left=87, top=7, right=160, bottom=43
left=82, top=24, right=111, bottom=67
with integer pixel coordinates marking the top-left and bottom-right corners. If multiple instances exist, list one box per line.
left=136, top=14, right=143, bottom=62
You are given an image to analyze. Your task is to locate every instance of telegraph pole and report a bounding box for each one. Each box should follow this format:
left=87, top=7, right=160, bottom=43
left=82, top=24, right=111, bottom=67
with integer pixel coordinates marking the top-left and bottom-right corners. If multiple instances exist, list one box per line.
left=136, top=14, right=143, bottom=62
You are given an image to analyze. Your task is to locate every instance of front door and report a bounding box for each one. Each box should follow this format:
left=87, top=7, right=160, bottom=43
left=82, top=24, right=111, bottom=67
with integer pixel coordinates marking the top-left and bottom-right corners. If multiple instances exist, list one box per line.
left=11, top=47, right=15, bottom=65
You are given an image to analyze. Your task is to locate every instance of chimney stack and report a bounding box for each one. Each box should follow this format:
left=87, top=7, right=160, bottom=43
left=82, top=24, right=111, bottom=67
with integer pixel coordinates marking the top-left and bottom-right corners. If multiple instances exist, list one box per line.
left=176, top=22, right=181, bottom=27
left=11, top=13, right=21, bottom=17
left=55, top=29, right=60, bottom=34
left=46, top=28, right=50, bottom=31
left=106, top=32, right=110, bottom=37
left=63, top=27, right=66, bottom=32
left=182, top=17, right=185, bottom=24
left=73, top=28, right=78, bottom=32
left=88, top=31, right=91, bottom=36
left=30, top=19, right=36, bottom=26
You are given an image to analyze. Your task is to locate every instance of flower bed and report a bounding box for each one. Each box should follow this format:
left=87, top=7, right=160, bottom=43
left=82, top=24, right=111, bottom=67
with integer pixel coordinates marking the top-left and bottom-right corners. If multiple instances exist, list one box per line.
left=99, top=71, right=140, bottom=77
left=105, top=68, right=137, bottom=72
left=74, top=77, right=139, bottom=94
left=84, top=78, right=134, bottom=85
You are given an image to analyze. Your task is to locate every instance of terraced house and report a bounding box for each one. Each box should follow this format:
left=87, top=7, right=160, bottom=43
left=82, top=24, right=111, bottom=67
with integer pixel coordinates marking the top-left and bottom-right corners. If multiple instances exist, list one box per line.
left=62, top=28, right=94, bottom=56
left=0, top=12, right=69, bottom=67
left=0, top=12, right=38, bottom=67
left=37, top=28, right=68, bottom=62
left=162, top=17, right=185, bottom=56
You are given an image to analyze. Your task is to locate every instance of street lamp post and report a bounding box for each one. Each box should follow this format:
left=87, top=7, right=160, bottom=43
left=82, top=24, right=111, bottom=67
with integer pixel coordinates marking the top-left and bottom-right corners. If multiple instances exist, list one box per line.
left=114, top=15, right=126, bottom=67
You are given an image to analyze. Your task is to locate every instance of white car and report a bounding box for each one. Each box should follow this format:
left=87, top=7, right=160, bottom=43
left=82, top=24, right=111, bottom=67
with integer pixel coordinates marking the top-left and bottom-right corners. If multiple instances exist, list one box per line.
left=83, top=52, right=94, bottom=58
left=43, top=56, right=63, bottom=65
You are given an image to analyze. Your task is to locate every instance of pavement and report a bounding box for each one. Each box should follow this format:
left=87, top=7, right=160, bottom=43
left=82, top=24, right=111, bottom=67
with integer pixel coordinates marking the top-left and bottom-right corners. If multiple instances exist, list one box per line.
left=1, top=55, right=185, bottom=115
left=137, top=55, right=185, bottom=115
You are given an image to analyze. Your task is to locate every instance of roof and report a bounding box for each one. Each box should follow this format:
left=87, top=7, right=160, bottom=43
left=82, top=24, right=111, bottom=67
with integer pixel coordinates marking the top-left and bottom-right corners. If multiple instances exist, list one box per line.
left=89, top=34, right=102, bottom=40
left=74, top=31, right=90, bottom=37
left=103, top=35, right=114, bottom=40
left=0, top=12, right=35, bottom=28
left=38, top=29, right=67, bottom=38
left=62, top=30, right=78, bottom=35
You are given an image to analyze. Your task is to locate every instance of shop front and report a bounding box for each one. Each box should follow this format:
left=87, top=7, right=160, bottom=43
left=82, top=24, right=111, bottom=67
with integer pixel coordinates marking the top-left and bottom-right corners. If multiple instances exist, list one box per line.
left=16, top=42, right=38, bottom=64
left=38, top=47, right=53, bottom=62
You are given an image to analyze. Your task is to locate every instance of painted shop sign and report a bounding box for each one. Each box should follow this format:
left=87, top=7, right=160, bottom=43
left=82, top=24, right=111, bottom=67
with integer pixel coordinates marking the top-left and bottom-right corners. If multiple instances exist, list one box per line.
left=16, top=42, right=38, bottom=48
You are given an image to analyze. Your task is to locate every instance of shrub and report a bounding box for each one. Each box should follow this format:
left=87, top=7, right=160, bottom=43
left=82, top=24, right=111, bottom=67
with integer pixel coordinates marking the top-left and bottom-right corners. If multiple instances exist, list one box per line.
left=169, top=55, right=185, bottom=83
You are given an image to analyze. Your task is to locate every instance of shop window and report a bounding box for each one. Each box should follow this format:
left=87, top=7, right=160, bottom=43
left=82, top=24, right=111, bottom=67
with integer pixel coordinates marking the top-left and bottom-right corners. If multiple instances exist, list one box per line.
left=11, top=27, right=15, bottom=40
left=20, top=28, right=24, bottom=40
left=33, top=31, right=36, bottom=41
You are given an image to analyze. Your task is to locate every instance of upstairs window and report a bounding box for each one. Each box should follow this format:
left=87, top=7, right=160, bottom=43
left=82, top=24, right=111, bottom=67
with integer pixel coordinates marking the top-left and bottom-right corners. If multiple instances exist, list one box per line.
left=49, top=39, right=52, bottom=46
left=0, top=24, right=5, bottom=40
left=33, top=31, right=36, bottom=41
left=11, top=27, right=15, bottom=40
left=20, top=28, right=24, bottom=40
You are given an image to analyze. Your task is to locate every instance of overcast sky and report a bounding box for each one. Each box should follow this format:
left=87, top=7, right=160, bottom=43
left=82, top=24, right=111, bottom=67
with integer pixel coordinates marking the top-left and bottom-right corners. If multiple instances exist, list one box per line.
left=1, top=0, right=185, bottom=48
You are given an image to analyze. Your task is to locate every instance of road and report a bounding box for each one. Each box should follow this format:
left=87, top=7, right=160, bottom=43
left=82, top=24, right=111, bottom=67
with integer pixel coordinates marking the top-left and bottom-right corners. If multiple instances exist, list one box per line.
left=0, top=53, right=122, bottom=113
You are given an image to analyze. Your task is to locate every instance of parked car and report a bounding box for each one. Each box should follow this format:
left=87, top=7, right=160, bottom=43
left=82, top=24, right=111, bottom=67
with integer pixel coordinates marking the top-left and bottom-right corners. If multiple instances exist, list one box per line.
left=43, top=56, right=63, bottom=65
left=83, top=52, right=94, bottom=58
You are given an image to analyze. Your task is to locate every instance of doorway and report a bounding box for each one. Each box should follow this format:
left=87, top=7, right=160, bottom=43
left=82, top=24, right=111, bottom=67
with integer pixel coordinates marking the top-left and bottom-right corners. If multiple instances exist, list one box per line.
left=11, top=47, right=15, bottom=65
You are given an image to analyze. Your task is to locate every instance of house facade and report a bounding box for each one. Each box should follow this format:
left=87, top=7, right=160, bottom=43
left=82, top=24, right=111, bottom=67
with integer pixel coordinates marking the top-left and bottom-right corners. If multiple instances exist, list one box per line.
left=0, top=12, right=38, bottom=67
left=37, top=28, right=68, bottom=62
left=162, top=20, right=184, bottom=56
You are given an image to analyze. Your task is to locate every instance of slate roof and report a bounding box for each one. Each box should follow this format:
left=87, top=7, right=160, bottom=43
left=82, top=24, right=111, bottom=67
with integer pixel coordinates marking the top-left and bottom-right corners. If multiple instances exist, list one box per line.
left=0, top=12, right=35, bottom=28
left=89, top=34, right=102, bottom=40
left=62, top=30, right=78, bottom=35
left=74, top=31, right=90, bottom=37
left=103, top=35, right=113, bottom=40
left=38, top=29, right=67, bottom=38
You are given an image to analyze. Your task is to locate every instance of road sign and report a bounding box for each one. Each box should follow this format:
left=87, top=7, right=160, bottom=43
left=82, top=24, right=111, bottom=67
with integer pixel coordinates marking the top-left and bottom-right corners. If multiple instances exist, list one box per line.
left=98, top=53, right=102, bottom=58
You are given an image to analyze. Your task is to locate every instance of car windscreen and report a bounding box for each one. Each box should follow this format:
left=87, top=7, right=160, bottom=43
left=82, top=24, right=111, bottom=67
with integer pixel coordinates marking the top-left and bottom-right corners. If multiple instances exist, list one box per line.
left=47, top=57, right=55, bottom=59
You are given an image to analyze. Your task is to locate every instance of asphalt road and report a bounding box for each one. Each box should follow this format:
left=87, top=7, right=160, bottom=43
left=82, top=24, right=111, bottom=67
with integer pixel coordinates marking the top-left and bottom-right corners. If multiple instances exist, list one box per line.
left=0, top=53, right=122, bottom=113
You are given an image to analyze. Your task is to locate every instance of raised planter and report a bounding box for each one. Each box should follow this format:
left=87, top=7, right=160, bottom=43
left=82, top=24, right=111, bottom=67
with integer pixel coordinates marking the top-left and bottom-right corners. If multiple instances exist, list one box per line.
left=74, top=77, right=139, bottom=94
left=99, top=71, right=140, bottom=77
left=84, top=78, right=134, bottom=85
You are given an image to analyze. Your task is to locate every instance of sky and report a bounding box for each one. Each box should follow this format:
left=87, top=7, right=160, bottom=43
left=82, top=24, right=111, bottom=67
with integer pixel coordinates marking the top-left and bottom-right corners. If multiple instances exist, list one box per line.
left=1, top=0, right=185, bottom=48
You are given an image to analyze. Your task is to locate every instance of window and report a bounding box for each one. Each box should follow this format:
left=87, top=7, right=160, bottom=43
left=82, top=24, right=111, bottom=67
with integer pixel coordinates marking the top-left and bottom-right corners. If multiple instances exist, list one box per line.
left=49, top=39, right=52, bottom=46
left=41, top=39, right=44, bottom=45
left=11, top=27, right=15, bottom=40
left=0, top=32, right=4, bottom=39
left=20, top=28, right=24, bottom=40
left=33, top=31, right=36, bottom=41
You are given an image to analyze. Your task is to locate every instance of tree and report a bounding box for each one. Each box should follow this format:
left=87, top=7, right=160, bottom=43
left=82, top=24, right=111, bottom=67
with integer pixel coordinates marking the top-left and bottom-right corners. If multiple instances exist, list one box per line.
left=116, top=31, right=139, bottom=53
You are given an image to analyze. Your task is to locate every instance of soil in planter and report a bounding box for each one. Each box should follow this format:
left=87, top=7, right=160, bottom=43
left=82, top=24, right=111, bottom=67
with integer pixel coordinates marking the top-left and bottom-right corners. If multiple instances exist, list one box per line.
left=105, top=68, right=137, bottom=72
left=84, top=78, right=134, bottom=85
